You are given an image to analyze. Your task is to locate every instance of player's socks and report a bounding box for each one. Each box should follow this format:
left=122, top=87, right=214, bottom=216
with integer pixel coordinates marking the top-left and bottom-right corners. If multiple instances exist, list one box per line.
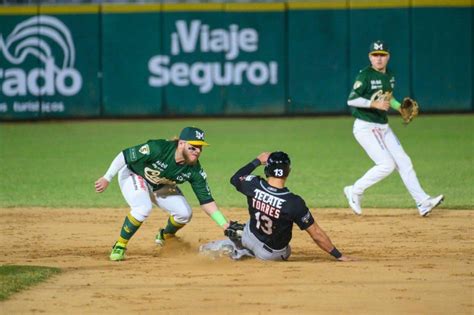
left=117, top=213, right=143, bottom=245
left=162, top=216, right=185, bottom=238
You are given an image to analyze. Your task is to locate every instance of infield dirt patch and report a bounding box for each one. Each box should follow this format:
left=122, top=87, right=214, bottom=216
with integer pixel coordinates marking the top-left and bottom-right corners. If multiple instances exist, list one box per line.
left=1, top=207, right=473, bottom=314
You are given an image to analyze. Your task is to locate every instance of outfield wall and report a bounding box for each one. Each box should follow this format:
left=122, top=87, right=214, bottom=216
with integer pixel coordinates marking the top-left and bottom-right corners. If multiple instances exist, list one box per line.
left=0, top=1, right=472, bottom=120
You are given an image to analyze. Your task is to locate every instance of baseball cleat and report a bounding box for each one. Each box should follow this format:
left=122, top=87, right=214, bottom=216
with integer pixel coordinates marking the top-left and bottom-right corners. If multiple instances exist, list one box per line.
left=417, top=195, right=444, bottom=217
left=109, top=242, right=126, bottom=261
left=344, top=185, right=363, bottom=215
left=155, top=229, right=166, bottom=246
left=155, top=228, right=176, bottom=246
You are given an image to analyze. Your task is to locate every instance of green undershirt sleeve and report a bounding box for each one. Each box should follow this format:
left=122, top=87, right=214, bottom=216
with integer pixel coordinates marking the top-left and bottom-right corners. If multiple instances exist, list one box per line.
left=390, top=98, right=401, bottom=110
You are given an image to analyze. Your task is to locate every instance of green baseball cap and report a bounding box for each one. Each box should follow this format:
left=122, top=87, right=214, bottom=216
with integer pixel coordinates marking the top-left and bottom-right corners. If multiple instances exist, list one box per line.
left=369, top=40, right=390, bottom=55
left=179, top=127, right=209, bottom=146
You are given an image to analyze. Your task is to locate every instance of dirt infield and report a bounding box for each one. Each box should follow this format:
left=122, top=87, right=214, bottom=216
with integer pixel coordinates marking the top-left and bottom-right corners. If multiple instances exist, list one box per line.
left=1, top=207, right=473, bottom=314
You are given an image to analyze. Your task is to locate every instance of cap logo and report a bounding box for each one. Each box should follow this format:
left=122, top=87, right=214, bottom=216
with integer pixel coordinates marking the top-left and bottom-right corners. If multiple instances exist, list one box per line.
left=195, top=131, right=204, bottom=140
left=374, top=43, right=384, bottom=50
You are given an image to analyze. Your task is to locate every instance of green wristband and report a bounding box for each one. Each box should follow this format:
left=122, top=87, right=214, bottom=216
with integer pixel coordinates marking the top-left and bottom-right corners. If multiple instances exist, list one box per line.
left=210, top=210, right=227, bottom=227
left=390, top=98, right=401, bottom=110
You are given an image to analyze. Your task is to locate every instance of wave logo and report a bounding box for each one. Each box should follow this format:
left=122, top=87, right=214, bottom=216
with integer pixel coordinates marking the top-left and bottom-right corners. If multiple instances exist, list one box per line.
left=0, top=15, right=82, bottom=97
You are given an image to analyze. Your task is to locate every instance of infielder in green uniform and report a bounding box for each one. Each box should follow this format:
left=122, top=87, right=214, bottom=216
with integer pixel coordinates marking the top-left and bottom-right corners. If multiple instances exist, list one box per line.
left=95, top=126, right=230, bottom=261
left=344, top=40, right=443, bottom=216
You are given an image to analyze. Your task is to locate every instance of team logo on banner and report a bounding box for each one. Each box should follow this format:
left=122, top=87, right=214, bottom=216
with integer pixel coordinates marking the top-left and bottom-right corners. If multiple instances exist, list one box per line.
left=148, top=20, right=278, bottom=94
left=0, top=15, right=83, bottom=113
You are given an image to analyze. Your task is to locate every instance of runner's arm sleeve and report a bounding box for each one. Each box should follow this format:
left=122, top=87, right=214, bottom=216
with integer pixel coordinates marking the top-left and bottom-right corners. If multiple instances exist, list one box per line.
left=230, top=158, right=261, bottom=188
left=103, top=152, right=126, bottom=182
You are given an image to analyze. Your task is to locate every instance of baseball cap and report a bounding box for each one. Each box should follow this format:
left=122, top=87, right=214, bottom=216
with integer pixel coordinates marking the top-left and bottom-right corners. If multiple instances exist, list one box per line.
left=179, top=127, right=209, bottom=146
left=369, top=40, right=390, bottom=55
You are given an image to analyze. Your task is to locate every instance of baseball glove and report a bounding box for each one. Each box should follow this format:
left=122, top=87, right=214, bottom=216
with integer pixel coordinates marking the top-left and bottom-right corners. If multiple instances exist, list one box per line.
left=400, top=97, right=419, bottom=124
left=224, top=221, right=245, bottom=244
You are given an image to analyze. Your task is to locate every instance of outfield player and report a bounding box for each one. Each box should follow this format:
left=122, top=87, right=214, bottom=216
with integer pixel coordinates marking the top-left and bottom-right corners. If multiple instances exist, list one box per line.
left=95, top=126, right=229, bottom=261
left=226, top=151, right=350, bottom=261
left=344, top=40, right=444, bottom=216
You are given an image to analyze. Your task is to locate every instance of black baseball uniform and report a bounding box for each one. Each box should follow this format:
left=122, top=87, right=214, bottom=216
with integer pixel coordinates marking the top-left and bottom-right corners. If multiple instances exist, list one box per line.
left=230, top=159, right=315, bottom=259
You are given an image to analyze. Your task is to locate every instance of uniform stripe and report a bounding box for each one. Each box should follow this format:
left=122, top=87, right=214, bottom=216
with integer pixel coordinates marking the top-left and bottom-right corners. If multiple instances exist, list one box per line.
left=170, top=216, right=185, bottom=228
left=127, top=213, right=142, bottom=227
left=371, top=128, right=387, bottom=151
left=117, top=237, right=129, bottom=245
left=259, top=180, right=290, bottom=196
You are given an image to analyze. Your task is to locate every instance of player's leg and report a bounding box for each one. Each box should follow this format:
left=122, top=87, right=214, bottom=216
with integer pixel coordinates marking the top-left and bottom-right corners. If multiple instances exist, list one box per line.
left=241, top=224, right=290, bottom=261
left=351, top=120, right=396, bottom=195
left=383, top=127, right=442, bottom=216
left=153, top=185, right=192, bottom=245
left=199, top=238, right=254, bottom=260
left=110, top=167, right=153, bottom=261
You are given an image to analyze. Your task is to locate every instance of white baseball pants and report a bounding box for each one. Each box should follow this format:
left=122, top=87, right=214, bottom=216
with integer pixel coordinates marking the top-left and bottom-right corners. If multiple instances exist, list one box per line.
left=352, top=119, right=429, bottom=204
left=118, top=166, right=193, bottom=223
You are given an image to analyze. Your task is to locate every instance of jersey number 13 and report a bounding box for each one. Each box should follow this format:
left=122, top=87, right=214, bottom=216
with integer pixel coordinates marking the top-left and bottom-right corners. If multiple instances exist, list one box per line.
left=255, top=212, right=273, bottom=235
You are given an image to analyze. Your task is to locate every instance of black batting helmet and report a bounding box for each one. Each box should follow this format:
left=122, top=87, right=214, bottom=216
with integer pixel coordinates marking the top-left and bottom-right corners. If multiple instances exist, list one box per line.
left=264, top=151, right=291, bottom=178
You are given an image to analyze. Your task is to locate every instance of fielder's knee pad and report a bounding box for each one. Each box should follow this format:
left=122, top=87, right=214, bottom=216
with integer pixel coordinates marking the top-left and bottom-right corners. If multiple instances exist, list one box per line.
left=130, top=205, right=152, bottom=222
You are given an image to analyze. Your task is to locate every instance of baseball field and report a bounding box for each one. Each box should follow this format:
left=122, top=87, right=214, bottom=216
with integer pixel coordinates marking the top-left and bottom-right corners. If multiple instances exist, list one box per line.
left=1, top=115, right=473, bottom=314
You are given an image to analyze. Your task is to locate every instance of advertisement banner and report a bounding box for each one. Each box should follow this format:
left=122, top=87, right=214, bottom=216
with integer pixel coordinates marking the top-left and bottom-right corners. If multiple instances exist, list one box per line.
left=288, top=6, right=350, bottom=113
left=0, top=6, right=100, bottom=119
left=1, top=2, right=472, bottom=120
left=151, top=3, right=285, bottom=115
left=158, top=7, right=226, bottom=115
left=223, top=3, right=285, bottom=114
left=102, top=5, right=163, bottom=116
left=412, top=7, right=472, bottom=110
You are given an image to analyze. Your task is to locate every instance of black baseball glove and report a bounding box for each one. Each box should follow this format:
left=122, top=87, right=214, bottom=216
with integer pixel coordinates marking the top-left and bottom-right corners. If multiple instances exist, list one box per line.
left=224, top=221, right=245, bottom=246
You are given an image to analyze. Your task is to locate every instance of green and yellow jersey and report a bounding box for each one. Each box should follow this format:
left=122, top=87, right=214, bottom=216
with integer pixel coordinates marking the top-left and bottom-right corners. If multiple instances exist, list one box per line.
left=348, top=66, right=395, bottom=124
left=122, top=139, right=213, bottom=205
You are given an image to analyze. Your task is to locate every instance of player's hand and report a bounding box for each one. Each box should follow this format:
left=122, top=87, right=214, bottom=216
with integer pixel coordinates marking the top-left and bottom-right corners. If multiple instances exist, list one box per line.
left=222, top=221, right=230, bottom=229
left=371, top=99, right=390, bottom=111
left=257, top=152, right=271, bottom=165
left=95, top=177, right=110, bottom=193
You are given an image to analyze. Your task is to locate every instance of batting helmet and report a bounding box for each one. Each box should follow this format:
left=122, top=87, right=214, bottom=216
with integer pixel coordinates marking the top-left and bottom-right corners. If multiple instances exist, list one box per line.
left=264, top=151, right=291, bottom=178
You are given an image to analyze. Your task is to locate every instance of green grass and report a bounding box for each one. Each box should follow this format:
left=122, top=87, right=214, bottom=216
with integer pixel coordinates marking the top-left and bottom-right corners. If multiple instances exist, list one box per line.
left=0, top=265, right=61, bottom=301
left=0, top=114, right=472, bottom=209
